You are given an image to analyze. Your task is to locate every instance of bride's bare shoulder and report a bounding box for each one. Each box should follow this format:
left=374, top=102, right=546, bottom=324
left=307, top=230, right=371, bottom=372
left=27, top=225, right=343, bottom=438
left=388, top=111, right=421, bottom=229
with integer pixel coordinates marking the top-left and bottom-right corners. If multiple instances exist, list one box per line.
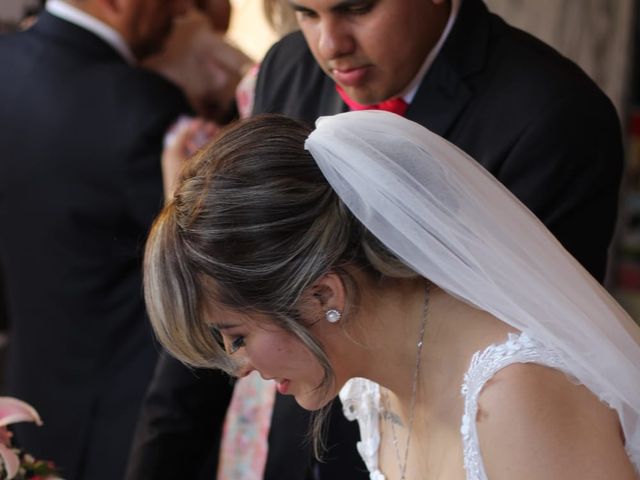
left=475, top=363, right=636, bottom=479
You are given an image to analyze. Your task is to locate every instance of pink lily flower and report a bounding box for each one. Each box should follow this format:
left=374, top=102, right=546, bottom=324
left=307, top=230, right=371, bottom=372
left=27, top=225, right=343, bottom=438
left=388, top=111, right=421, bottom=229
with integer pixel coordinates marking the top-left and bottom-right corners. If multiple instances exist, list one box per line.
left=0, top=397, right=43, bottom=479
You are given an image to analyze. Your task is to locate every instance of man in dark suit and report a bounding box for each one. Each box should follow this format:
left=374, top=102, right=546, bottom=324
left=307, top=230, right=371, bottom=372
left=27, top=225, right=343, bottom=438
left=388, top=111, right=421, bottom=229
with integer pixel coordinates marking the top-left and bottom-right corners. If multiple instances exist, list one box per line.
left=126, top=0, right=623, bottom=479
left=0, top=0, right=195, bottom=478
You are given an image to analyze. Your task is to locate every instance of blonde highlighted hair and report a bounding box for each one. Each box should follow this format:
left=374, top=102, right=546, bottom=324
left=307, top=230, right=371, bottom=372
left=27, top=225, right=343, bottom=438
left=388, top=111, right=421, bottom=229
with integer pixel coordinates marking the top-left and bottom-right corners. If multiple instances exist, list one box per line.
left=143, top=114, right=418, bottom=453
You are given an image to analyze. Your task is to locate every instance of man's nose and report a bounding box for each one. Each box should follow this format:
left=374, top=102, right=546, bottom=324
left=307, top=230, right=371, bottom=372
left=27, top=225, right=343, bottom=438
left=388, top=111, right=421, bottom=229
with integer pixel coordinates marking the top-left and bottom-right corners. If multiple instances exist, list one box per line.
left=318, top=18, right=355, bottom=60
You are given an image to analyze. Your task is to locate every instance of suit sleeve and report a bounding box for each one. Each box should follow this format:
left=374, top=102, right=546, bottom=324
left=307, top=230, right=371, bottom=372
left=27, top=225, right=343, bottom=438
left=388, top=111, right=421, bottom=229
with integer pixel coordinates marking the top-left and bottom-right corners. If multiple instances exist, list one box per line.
left=124, top=352, right=233, bottom=480
left=0, top=266, right=7, bottom=332
left=119, top=80, right=192, bottom=231
left=496, top=89, right=623, bottom=283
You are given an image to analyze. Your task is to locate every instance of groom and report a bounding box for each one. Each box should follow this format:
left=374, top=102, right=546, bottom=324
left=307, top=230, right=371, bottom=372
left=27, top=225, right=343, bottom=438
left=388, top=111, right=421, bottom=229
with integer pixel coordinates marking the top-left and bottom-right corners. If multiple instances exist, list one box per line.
left=126, top=0, right=623, bottom=478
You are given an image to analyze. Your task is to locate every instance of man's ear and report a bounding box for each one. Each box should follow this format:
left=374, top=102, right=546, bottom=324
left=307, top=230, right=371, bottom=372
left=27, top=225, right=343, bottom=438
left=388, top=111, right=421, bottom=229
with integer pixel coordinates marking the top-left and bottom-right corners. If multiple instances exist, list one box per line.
left=309, top=272, right=347, bottom=313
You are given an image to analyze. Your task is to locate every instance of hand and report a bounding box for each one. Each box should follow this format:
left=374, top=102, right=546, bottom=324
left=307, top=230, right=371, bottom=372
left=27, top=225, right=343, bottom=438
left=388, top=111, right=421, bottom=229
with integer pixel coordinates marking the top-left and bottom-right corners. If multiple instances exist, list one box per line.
left=194, top=35, right=253, bottom=121
left=162, top=116, right=219, bottom=203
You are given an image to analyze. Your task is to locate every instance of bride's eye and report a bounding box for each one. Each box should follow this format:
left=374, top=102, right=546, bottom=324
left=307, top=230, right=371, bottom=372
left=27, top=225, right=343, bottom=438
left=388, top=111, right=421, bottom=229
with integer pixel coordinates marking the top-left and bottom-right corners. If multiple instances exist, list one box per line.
left=228, top=336, right=245, bottom=354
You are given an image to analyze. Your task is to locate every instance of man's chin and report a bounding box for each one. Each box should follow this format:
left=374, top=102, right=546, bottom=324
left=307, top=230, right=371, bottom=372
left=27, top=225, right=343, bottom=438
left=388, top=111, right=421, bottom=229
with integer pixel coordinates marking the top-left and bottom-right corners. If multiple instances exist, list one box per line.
left=340, top=85, right=392, bottom=107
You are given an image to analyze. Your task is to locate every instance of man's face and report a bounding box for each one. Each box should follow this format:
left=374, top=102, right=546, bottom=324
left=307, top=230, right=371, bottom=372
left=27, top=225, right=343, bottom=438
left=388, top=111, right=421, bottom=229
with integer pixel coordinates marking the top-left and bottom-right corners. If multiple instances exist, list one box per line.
left=121, top=0, right=190, bottom=60
left=292, top=0, right=450, bottom=105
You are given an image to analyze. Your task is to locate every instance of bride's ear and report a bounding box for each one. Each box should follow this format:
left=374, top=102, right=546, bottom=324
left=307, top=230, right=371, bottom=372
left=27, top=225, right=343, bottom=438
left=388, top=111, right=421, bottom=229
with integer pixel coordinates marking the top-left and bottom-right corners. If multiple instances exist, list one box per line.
left=309, top=272, right=347, bottom=316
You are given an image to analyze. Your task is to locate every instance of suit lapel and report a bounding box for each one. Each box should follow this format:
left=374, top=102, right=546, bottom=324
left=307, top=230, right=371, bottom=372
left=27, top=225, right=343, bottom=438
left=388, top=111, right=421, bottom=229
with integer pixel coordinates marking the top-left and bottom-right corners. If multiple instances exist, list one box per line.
left=406, top=61, right=472, bottom=137
left=406, top=0, right=490, bottom=137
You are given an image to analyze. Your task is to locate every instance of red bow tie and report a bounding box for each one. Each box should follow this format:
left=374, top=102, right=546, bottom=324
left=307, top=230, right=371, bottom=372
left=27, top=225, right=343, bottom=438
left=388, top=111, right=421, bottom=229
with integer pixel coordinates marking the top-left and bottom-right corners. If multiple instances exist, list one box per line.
left=336, top=85, right=408, bottom=116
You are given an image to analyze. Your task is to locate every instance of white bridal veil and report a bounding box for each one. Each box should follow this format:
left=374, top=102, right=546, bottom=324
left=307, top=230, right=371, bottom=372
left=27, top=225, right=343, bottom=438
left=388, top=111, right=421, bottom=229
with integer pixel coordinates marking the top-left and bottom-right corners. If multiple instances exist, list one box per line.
left=304, top=110, right=640, bottom=467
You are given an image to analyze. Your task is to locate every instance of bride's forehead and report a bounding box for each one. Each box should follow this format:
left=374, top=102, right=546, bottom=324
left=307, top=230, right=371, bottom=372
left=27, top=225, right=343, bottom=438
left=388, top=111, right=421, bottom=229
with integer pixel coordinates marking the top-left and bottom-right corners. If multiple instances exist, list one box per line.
left=202, top=300, right=274, bottom=330
left=203, top=303, right=248, bottom=326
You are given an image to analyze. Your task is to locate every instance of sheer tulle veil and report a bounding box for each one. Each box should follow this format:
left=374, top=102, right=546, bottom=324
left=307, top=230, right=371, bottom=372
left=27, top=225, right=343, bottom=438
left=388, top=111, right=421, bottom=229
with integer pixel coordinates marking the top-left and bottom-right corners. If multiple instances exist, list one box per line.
left=304, top=110, right=640, bottom=467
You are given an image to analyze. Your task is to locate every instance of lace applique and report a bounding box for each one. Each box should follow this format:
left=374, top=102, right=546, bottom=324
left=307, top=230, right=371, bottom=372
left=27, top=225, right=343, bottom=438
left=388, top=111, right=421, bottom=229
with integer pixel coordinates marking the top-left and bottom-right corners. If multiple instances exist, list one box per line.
left=340, top=378, right=386, bottom=480
left=460, top=332, right=567, bottom=480
left=340, top=334, right=634, bottom=480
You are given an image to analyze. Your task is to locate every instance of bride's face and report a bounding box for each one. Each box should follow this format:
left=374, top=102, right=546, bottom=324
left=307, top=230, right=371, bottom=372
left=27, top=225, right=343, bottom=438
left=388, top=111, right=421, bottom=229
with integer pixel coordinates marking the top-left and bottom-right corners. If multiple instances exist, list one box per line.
left=208, top=307, right=338, bottom=411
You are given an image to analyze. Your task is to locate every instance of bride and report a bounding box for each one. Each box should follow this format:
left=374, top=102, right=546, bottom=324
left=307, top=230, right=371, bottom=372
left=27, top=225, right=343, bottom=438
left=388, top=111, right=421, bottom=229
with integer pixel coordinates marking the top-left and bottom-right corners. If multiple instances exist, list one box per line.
left=144, top=111, right=640, bottom=479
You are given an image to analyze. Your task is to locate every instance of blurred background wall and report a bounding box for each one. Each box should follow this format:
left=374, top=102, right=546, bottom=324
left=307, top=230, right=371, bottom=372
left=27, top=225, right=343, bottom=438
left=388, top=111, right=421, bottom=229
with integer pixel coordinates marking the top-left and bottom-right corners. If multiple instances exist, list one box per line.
left=226, top=0, right=279, bottom=61
left=1, top=0, right=38, bottom=21
left=485, top=0, right=634, bottom=115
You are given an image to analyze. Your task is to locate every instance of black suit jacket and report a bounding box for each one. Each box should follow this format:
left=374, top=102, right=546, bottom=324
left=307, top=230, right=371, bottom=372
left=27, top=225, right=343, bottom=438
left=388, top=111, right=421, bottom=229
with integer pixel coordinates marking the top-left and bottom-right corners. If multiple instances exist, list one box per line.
left=0, top=12, right=190, bottom=480
left=126, top=0, right=623, bottom=478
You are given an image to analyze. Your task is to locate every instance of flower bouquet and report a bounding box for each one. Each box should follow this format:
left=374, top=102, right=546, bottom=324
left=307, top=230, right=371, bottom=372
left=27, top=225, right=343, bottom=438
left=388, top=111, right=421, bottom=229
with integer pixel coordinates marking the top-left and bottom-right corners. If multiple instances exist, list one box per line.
left=0, top=398, right=60, bottom=479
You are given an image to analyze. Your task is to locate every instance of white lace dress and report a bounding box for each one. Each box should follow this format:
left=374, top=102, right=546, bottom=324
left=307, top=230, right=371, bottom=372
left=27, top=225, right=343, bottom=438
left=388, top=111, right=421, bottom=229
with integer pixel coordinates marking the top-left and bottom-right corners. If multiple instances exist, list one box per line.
left=339, top=332, right=638, bottom=480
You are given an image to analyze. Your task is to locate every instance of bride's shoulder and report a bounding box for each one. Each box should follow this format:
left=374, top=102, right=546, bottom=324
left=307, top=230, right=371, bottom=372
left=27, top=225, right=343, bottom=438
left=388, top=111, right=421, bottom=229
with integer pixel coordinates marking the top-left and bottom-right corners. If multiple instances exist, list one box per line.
left=475, top=362, right=635, bottom=479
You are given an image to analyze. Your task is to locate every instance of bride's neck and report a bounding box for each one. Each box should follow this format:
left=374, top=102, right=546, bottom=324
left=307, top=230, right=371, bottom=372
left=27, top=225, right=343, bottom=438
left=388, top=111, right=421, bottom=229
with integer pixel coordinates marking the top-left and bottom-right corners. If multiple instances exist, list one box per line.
left=353, top=284, right=519, bottom=419
left=350, top=279, right=441, bottom=402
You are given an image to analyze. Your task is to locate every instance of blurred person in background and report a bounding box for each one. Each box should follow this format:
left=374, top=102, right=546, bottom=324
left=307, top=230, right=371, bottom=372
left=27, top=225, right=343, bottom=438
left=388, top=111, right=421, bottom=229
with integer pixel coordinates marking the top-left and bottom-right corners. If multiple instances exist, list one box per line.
left=0, top=0, right=206, bottom=478
left=144, top=0, right=253, bottom=123
left=197, top=0, right=232, bottom=33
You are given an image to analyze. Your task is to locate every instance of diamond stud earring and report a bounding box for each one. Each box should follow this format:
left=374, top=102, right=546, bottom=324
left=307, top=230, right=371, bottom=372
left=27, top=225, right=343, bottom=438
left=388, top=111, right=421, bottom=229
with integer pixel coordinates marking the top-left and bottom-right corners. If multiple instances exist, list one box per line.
left=325, top=309, right=342, bottom=323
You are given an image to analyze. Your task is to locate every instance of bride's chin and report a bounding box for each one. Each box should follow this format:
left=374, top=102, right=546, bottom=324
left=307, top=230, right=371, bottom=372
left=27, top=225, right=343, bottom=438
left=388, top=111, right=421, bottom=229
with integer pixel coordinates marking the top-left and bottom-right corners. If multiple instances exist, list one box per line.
left=294, top=390, right=336, bottom=411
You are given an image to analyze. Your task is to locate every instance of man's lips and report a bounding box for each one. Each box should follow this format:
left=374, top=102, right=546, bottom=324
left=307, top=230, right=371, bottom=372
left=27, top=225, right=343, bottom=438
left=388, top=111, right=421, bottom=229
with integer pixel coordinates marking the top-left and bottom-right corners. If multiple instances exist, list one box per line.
left=331, top=65, right=370, bottom=87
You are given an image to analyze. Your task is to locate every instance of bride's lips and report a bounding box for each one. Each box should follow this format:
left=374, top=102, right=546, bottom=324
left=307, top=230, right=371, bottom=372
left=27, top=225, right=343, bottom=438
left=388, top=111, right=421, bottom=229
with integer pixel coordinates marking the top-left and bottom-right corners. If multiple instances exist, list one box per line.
left=331, top=66, right=370, bottom=87
left=275, top=379, right=290, bottom=395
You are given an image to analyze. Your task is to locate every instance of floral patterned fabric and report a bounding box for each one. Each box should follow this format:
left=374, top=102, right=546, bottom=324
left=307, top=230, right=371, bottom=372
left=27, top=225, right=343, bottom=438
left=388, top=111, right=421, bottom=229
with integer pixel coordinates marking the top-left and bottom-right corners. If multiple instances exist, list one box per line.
left=216, top=372, right=276, bottom=480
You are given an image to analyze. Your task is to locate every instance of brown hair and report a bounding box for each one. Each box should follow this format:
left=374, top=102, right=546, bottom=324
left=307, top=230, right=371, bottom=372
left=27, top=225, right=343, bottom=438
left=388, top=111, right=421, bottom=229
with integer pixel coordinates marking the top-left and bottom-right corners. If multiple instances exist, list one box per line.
left=144, top=113, right=418, bottom=452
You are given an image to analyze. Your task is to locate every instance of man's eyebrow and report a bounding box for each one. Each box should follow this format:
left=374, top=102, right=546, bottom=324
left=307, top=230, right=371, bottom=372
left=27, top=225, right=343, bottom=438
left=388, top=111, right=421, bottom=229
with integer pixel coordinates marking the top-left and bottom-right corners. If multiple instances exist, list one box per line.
left=332, top=0, right=372, bottom=9
left=288, top=0, right=366, bottom=13
left=288, top=1, right=313, bottom=13
left=288, top=1, right=307, bottom=10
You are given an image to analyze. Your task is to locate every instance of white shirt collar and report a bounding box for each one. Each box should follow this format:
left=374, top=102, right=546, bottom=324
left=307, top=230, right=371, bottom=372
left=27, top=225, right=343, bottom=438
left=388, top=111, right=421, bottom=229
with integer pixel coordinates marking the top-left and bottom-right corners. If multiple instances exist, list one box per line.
left=45, top=0, right=136, bottom=65
left=402, top=0, right=462, bottom=104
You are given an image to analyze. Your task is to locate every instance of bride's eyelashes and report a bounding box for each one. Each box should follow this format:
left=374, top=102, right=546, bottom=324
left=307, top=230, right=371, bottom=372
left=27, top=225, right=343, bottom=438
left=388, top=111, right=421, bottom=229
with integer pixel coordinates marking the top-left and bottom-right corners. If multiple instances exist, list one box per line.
left=228, top=336, right=245, bottom=354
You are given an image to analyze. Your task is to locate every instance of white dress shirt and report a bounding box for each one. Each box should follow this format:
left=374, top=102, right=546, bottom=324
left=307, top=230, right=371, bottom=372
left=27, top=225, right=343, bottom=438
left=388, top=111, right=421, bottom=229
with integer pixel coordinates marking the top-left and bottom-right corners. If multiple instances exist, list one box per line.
left=403, top=0, right=462, bottom=104
left=46, top=0, right=136, bottom=65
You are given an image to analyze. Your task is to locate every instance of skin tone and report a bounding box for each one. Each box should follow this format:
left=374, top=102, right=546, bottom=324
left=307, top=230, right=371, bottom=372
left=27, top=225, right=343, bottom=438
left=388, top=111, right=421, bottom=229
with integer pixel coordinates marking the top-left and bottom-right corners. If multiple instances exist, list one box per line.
left=477, top=364, right=636, bottom=480
left=68, top=0, right=191, bottom=60
left=209, top=272, right=638, bottom=479
left=208, top=307, right=329, bottom=410
left=289, top=0, right=451, bottom=104
left=196, top=0, right=232, bottom=32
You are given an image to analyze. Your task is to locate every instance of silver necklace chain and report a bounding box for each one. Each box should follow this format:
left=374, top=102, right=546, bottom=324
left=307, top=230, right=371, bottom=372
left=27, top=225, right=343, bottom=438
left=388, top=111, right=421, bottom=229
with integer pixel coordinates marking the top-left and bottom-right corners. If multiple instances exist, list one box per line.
left=383, top=285, right=430, bottom=480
